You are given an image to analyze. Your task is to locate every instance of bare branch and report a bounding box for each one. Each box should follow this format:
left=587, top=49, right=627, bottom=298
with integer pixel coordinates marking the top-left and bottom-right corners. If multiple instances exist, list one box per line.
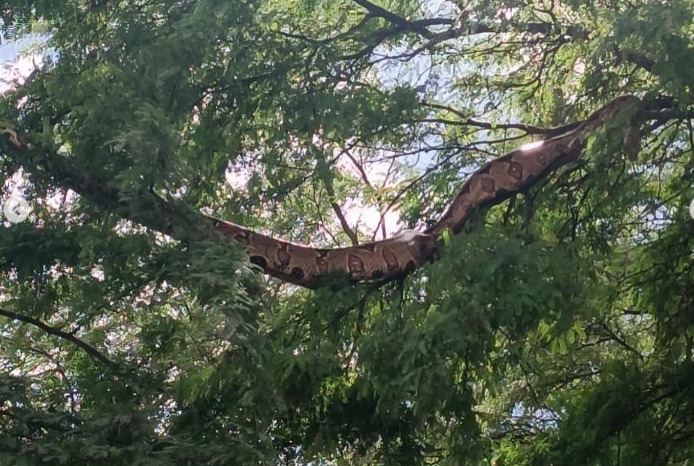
left=341, top=151, right=389, bottom=240
left=619, top=49, right=655, bottom=72
left=0, top=307, right=114, bottom=366
left=315, top=155, right=360, bottom=245
left=350, top=0, right=434, bottom=36
left=330, top=199, right=360, bottom=245
left=423, top=101, right=586, bottom=136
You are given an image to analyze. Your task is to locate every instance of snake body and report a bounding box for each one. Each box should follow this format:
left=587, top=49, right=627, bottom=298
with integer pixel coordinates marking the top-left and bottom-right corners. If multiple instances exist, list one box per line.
left=1, top=95, right=641, bottom=288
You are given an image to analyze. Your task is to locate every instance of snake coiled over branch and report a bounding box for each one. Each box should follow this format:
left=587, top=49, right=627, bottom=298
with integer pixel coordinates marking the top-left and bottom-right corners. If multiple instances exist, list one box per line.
left=1, top=95, right=642, bottom=288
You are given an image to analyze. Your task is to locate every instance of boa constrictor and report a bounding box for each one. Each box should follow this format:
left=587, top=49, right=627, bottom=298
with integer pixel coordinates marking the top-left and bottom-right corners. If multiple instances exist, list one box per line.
left=1, top=95, right=641, bottom=289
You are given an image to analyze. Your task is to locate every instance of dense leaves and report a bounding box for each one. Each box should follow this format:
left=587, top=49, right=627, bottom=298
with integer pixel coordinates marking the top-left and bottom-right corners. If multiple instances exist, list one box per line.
left=1, top=0, right=694, bottom=464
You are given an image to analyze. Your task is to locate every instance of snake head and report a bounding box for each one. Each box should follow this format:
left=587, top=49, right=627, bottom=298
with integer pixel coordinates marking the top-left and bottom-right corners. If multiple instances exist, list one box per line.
left=393, top=229, right=439, bottom=263
left=1, top=127, right=16, bottom=144
left=1, top=127, right=30, bottom=150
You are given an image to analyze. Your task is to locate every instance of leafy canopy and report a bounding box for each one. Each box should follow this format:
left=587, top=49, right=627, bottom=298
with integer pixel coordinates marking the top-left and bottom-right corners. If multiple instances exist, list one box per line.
left=1, top=0, right=694, bottom=465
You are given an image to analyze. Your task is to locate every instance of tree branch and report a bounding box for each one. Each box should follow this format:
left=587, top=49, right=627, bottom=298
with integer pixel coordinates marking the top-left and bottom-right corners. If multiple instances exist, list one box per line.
left=342, top=151, right=389, bottom=241
left=0, top=307, right=114, bottom=366
left=619, top=49, right=655, bottom=72
left=315, top=156, right=360, bottom=245
left=330, top=199, right=360, bottom=245
left=350, top=0, right=434, bottom=37
left=423, top=101, right=583, bottom=136
left=347, top=9, right=656, bottom=79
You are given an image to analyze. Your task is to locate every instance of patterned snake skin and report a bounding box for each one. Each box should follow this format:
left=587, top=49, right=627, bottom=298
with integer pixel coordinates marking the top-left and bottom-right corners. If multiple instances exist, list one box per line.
left=1, top=95, right=641, bottom=288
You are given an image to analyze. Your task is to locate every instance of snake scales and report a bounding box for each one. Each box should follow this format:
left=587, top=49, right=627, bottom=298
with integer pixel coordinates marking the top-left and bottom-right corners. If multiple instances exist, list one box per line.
left=1, top=95, right=641, bottom=288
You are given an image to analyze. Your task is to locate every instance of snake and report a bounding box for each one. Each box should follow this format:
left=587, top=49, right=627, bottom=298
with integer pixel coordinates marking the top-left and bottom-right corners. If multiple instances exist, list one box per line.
left=1, top=95, right=641, bottom=289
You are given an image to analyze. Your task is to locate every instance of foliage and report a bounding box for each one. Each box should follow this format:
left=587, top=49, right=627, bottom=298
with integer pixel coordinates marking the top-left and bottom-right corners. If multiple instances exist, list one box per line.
left=0, top=0, right=693, bottom=465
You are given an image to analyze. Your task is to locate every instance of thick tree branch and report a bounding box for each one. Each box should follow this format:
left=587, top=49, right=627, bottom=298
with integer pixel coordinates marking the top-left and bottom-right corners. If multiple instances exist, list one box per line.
left=339, top=7, right=657, bottom=79
left=0, top=307, right=114, bottom=366
left=350, top=0, right=434, bottom=36
left=348, top=1, right=591, bottom=45
left=22, top=147, right=209, bottom=243
left=620, top=50, right=655, bottom=72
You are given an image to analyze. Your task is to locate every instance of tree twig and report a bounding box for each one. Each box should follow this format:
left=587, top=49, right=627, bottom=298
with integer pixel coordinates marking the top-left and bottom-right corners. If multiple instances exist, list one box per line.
left=316, top=155, right=360, bottom=245
left=0, top=307, right=114, bottom=366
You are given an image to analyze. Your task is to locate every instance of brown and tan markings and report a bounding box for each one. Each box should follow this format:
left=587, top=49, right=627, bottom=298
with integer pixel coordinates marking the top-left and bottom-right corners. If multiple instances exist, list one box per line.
left=1, top=95, right=642, bottom=288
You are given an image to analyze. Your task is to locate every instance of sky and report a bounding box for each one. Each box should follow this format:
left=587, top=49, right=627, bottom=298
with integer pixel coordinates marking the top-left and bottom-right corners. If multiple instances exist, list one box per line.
left=0, top=33, right=48, bottom=92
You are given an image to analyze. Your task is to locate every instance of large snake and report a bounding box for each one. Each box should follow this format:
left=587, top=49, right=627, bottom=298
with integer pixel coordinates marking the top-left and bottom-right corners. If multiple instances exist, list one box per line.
left=1, top=95, right=641, bottom=288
